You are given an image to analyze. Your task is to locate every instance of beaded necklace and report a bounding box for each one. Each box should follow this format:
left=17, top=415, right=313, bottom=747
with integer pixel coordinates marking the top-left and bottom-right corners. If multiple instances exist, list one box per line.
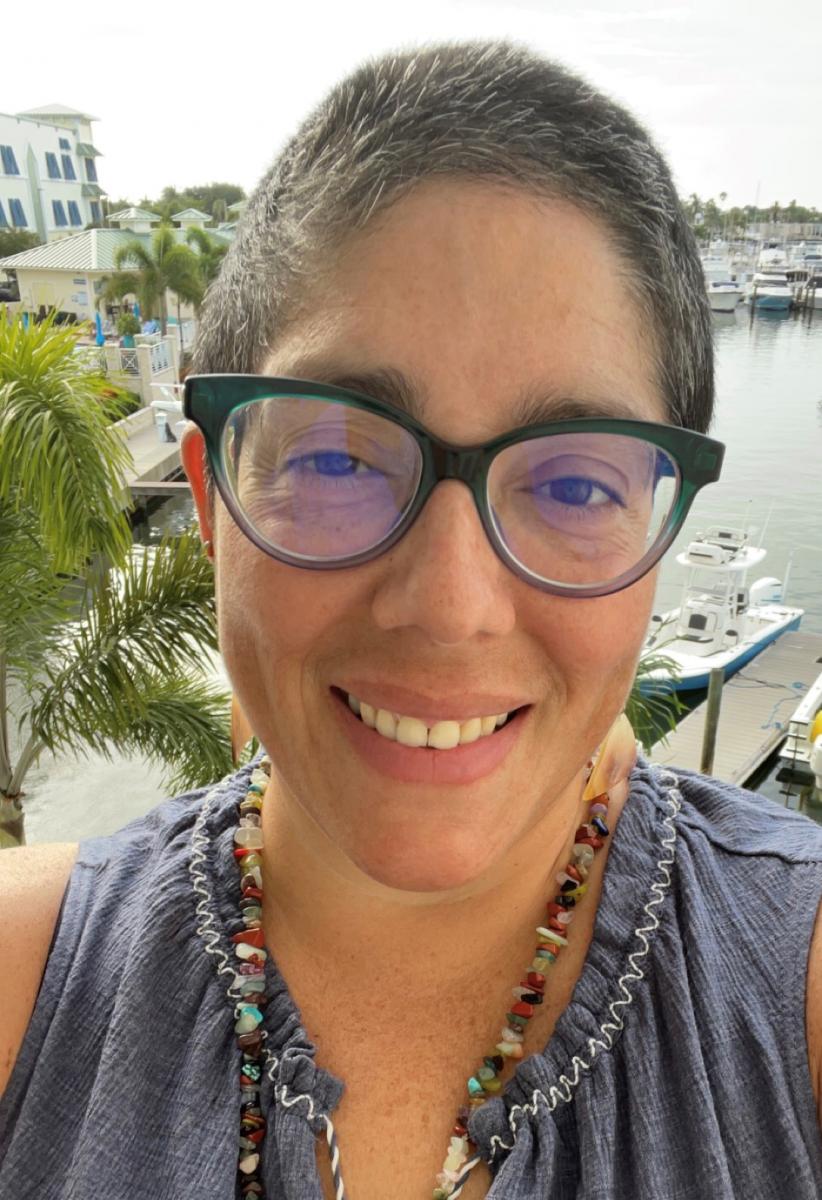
left=230, top=755, right=611, bottom=1200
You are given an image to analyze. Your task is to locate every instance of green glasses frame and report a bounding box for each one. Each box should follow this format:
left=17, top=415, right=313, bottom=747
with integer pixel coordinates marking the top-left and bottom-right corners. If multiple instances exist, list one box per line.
left=184, top=373, right=725, bottom=598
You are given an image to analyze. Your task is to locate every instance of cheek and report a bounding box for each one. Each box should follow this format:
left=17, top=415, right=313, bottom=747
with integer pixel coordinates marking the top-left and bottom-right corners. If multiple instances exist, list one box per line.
left=214, top=508, right=365, bottom=695
left=531, top=572, right=655, bottom=691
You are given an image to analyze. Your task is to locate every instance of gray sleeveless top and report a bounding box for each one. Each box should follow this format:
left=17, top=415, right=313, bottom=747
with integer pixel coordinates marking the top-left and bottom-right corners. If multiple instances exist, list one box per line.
left=2, top=759, right=821, bottom=1198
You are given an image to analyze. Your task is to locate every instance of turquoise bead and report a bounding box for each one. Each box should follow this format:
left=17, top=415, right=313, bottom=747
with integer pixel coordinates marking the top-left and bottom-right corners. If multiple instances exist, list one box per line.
left=467, top=1076, right=484, bottom=1097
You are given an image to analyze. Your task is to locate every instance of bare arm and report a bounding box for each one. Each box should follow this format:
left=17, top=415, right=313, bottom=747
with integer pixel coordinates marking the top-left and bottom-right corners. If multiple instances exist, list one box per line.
left=0, top=843, right=79, bottom=1094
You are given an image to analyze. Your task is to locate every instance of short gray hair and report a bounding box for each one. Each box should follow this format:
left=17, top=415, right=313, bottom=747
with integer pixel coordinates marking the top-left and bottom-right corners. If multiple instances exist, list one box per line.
left=194, top=39, right=713, bottom=432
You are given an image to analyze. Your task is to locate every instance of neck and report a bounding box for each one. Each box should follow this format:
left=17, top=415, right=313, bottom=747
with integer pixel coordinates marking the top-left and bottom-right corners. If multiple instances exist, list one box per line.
left=259, top=766, right=599, bottom=996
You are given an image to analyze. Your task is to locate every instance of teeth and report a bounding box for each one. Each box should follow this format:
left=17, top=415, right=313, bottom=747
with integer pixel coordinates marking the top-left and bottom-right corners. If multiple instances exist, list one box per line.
left=427, top=720, right=461, bottom=750
left=345, top=692, right=515, bottom=750
left=396, top=715, right=429, bottom=748
left=375, top=709, right=397, bottom=740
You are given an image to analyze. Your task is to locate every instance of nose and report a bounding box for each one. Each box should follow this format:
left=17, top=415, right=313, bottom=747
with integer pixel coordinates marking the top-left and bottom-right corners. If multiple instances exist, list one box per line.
left=370, top=480, right=517, bottom=645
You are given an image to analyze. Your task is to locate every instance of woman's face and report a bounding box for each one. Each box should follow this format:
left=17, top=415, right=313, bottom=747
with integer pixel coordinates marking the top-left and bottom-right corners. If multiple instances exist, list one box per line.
left=186, top=180, right=666, bottom=891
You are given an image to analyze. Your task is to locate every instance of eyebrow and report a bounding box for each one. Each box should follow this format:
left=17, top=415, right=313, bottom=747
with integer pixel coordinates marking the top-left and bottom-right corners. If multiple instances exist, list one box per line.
left=280, top=359, right=644, bottom=428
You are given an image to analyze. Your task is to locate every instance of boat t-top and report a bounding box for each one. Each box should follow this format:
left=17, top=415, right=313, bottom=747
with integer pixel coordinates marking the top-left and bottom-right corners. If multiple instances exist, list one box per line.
left=641, top=526, right=803, bottom=691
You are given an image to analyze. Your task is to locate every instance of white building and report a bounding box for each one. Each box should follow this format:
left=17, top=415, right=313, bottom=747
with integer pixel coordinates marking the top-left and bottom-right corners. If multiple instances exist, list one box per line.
left=0, top=104, right=104, bottom=243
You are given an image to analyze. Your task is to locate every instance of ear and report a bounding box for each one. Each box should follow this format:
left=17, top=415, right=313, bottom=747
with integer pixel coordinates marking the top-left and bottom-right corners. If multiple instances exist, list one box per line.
left=180, top=423, right=214, bottom=548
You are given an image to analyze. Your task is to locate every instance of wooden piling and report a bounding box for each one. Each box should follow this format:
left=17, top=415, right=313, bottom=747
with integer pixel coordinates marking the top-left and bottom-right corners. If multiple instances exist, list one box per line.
left=700, top=667, right=725, bottom=775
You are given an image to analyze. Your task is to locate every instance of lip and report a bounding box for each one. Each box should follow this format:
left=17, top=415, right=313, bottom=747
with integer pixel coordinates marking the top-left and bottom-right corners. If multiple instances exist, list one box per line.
left=330, top=687, right=532, bottom=785
left=332, top=680, right=534, bottom=724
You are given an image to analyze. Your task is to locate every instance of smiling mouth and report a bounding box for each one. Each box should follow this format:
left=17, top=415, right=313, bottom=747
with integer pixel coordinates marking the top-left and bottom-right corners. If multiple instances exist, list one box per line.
left=330, top=687, right=530, bottom=750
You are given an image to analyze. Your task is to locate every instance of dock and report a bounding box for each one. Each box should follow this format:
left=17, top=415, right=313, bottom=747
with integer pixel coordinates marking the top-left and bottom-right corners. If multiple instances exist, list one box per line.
left=650, top=631, right=822, bottom=785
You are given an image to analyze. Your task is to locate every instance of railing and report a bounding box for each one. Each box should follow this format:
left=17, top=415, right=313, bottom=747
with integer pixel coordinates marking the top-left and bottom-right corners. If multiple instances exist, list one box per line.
left=149, top=341, right=170, bottom=374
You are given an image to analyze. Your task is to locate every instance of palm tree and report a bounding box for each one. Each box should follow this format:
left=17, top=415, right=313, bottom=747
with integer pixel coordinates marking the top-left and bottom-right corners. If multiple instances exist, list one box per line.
left=110, top=225, right=204, bottom=334
left=0, top=311, right=233, bottom=847
left=185, top=226, right=229, bottom=295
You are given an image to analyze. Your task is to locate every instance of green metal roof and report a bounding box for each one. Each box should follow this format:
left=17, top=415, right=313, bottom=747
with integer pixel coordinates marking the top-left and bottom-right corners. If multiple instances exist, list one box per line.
left=107, top=207, right=161, bottom=223
left=0, top=225, right=236, bottom=273
left=172, top=207, right=211, bottom=221
left=81, top=183, right=104, bottom=197
left=1, top=229, right=151, bottom=272
left=76, top=142, right=102, bottom=157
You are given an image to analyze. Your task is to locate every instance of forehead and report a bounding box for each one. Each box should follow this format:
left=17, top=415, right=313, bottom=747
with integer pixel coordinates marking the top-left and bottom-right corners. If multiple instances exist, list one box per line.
left=264, top=180, right=666, bottom=438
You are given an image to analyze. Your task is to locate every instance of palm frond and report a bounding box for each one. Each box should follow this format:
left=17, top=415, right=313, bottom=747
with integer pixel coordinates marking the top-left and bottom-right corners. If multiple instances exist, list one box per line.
left=114, top=670, right=233, bottom=794
left=0, top=503, right=71, bottom=683
left=31, top=532, right=219, bottom=754
left=627, top=652, right=686, bottom=752
left=0, top=312, right=134, bottom=571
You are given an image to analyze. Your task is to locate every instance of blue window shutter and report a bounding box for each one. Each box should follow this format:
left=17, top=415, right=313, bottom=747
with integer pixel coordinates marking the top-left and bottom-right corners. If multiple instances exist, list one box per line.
left=85, top=158, right=98, bottom=183
left=59, top=137, right=70, bottom=151
left=52, top=200, right=67, bottom=227
left=90, top=201, right=101, bottom=223
left=61, top=154, right=77, bottom=180
left=67, top=201, right=82, bottom=226
left=0, top=201, right=7, bottom=227
left=46, top=152, right=61, bottom=179
left=1, top=145, right=20, bottom=174
left=9, top=199, right=27, bottom=226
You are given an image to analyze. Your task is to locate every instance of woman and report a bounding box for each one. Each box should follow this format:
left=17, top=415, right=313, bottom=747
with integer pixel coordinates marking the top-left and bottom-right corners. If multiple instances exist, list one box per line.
left=1, top=41, right=820, bottom=1200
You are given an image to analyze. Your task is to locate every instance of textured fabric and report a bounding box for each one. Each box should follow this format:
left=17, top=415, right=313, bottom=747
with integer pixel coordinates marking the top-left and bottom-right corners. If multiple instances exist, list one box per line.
left=1, top=758, right=821, bottom=1199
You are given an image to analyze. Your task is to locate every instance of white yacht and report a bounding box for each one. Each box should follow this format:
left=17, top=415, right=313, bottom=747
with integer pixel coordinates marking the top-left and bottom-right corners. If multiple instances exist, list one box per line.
left=641, top=527, right=803, bottom=691
left=701, top=253, right=745, bottom=311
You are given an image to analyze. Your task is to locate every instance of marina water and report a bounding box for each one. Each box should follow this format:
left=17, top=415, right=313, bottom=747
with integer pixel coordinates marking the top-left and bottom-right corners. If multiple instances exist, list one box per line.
left=19, top=307, right=822, bottom=842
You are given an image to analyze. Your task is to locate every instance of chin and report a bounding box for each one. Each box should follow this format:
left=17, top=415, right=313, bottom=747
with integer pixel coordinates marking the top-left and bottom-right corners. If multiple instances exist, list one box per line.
left=342, top=819, right=509, bottom=893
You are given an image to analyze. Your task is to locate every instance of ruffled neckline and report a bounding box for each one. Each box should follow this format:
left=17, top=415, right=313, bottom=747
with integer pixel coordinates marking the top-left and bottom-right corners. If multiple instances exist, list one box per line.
left=190, top=756, right=681, bottom=1156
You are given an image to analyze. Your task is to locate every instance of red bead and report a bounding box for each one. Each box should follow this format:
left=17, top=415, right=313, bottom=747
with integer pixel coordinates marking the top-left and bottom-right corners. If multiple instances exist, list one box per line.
left=547, top=917, right=566, bottom=933
left=546, top=902, right=564, bottom=917
left=589, top=791, right=610, bottom=806
left=566, top=865, right=582, bottom=882
left=233, top=848, right=253, bottom=859
left=242, top=886, right=264, bottom=900
left=510, top=1001, right=534, bottom=1018
left=453, top=1122, right=468, bottom=1137
left=525, top=973, right=545, bottom=990
left=247, top=1128, right=266, bottom=1144
left=232, top=928, right=265, bottom=947
left=576, top=836, right=600, bottom=848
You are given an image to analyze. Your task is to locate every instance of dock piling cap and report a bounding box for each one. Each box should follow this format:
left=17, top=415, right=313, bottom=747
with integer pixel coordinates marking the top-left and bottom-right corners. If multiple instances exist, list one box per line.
left=810, top=712, right=822, bottom=745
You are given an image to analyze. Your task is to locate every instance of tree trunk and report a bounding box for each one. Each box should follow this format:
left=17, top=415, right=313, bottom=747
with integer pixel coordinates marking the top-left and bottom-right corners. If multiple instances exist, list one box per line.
left=0, top=793, right=25, bottom=848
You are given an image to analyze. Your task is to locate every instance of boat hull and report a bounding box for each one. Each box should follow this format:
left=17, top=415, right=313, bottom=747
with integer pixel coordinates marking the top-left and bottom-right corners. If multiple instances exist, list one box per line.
left=708, top=291, right=743, bottom=312
left=751, top=293, right=793, bottom=311
left=641, top=612, right=803, bottom=693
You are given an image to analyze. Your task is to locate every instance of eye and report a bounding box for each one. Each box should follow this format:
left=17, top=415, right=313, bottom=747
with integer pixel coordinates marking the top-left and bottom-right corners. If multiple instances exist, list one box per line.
left=288, top=451, right=366, bottom=477
left=538, top=476, right=623, bottom=508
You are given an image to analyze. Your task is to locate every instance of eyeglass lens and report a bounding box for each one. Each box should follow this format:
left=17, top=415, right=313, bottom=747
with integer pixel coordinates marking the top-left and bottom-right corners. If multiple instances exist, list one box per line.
left=220, top=395, right=680, bottom=587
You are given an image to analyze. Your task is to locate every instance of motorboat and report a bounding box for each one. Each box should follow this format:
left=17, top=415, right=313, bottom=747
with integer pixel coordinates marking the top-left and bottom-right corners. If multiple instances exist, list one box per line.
left=706, top=279, right=745, bottom=312
left=777, top=672, right=822, bottom=799
left=747, top=271, right=793, bottom=311
left=640, top=526, right=803, bottom=691
left=701, top=253, right=746, bottom=312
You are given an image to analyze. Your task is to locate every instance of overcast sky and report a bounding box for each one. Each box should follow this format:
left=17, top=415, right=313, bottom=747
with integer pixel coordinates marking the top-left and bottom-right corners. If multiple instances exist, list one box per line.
left=4, top=0, right=821, bottom=210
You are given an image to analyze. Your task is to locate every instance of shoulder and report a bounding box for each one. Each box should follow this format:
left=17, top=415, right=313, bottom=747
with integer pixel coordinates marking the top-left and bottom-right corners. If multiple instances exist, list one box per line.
left=0, top=842, right=79, bottom=1094
left=808, top=897, right=822, bottom=1126
left=640, top=760, right=822, bottom=863
left=639, top=761, right=822, bottom=1124
left=0, top=765, right=249, bottom=1099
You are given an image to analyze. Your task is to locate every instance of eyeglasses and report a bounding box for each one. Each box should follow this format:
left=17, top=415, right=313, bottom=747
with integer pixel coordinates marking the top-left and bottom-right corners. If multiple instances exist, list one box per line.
left=184, top=374, right=725, bottom=598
